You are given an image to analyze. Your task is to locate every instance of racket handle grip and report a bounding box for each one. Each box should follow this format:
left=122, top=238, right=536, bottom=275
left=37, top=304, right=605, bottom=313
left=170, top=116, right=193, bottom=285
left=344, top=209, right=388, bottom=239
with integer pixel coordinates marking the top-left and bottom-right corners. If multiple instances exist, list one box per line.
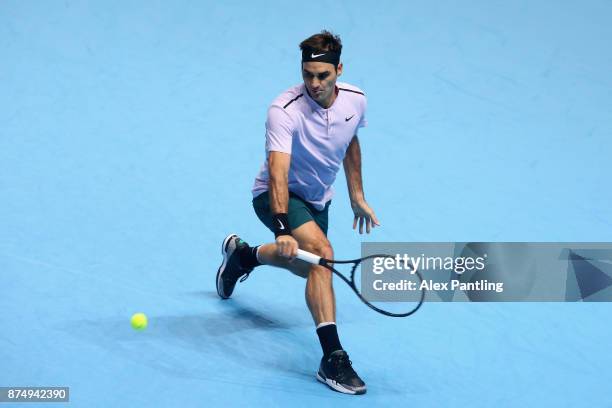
left=296, top=249, right=322, bottom=265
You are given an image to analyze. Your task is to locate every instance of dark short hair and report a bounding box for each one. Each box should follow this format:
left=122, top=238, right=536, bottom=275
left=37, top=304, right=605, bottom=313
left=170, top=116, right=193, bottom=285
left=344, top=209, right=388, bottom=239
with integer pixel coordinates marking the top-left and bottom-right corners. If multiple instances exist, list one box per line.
left=299, top=30, right=342, bottom=55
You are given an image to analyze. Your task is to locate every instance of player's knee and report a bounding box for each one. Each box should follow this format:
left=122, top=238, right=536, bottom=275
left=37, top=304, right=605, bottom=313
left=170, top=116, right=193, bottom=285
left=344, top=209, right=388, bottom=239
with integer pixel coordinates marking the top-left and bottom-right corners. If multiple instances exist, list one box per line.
left=302, top=240, right=333, bottom=260
left=316, top=243, right=333, bottom=261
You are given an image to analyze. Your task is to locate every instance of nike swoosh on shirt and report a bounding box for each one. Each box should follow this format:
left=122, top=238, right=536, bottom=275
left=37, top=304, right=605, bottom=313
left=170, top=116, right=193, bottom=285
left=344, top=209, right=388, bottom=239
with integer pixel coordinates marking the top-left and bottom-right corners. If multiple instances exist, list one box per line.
left=311, top=53, right=326, bottom=58
left=345, top=115, right=355, bottom=122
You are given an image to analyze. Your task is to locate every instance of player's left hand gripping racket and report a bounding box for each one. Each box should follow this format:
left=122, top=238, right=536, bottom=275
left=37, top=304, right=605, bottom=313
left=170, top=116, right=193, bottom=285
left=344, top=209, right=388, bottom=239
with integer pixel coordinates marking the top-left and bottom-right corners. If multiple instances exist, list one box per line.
left=296, top=249, right=425, bottom=317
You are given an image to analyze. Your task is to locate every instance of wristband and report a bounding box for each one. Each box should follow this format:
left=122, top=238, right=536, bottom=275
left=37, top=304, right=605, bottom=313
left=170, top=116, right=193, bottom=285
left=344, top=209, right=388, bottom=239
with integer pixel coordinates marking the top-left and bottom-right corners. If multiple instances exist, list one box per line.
left=272, top=213, right=291, bottom=237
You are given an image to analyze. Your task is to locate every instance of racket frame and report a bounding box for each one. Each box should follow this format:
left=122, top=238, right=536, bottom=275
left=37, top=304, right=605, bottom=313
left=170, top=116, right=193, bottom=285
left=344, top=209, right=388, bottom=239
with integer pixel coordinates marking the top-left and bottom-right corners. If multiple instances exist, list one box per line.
left=296, top=249, right=425, bottom=317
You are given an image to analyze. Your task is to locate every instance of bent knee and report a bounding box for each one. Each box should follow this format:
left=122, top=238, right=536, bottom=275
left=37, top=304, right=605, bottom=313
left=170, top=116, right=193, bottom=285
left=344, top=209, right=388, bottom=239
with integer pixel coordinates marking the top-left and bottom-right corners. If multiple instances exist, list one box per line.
left=301, top=240, right=333, bottom=260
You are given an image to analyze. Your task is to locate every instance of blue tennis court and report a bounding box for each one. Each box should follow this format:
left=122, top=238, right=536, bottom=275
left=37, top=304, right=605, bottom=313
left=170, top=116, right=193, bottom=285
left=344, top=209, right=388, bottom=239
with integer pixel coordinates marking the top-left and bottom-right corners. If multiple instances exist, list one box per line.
left=1, top=1, right=611, bottom=406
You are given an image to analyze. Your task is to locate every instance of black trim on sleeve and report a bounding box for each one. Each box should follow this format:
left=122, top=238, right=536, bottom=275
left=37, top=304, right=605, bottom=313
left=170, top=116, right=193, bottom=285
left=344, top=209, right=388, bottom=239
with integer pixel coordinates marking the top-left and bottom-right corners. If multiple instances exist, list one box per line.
left=283, top=94, right=304, bottom=109
left=339, top=88, right=365, bottom=96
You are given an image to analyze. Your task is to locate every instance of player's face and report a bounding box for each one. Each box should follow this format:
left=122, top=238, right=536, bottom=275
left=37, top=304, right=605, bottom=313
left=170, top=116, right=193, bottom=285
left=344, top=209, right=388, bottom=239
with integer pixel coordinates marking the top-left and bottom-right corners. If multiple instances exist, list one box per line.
left=302, top=61, right=343, bottom=107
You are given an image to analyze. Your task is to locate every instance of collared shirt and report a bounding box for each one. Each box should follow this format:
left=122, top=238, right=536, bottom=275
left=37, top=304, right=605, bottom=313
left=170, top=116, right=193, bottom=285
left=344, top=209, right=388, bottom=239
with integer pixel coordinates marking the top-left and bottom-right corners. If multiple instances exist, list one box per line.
left=252, top=81, right=368, bottom=210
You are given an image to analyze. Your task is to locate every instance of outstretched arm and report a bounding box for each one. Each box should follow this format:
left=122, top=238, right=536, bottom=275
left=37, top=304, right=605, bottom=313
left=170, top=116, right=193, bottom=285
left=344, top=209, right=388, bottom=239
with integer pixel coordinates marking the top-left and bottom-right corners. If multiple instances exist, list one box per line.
left=343, top=136, right=380, bottom=234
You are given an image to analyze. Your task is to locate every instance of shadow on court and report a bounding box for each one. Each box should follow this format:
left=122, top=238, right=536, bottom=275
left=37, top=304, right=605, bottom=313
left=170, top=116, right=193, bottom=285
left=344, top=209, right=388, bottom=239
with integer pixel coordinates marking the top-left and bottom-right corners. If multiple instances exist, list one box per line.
left=56, top=294, right=319, bottom=392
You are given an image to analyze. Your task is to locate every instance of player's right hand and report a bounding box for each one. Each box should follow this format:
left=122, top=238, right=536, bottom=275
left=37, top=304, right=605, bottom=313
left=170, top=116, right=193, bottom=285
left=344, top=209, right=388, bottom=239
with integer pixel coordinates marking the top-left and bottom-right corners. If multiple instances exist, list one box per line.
left=276, top=235, right=298, bottom=260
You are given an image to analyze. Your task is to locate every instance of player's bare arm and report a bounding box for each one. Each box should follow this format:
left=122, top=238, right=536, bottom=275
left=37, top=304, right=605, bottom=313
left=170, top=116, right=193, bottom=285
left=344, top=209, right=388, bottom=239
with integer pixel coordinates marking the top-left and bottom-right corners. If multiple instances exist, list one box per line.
left=343, top=135, right=380, bottom=234
left=268, top=151, right=299, bottom=259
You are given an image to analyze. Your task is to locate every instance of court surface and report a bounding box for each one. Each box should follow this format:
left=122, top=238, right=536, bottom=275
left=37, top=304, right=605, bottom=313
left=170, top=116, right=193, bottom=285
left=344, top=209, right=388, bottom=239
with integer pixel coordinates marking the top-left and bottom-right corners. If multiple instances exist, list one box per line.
left=1, top=1, right=611, bottom=406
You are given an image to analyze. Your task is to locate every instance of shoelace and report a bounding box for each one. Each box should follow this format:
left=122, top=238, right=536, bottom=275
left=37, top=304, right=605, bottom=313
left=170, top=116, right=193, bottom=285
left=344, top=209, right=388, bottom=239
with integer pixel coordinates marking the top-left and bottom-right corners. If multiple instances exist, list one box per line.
left=331, top=355, right=356, bottom=381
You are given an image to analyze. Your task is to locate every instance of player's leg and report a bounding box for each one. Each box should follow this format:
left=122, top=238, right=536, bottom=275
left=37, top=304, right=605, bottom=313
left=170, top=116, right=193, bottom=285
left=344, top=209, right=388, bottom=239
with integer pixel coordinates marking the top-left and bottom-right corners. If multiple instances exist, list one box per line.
left=217, top=236, right=320, bottom=297
left=255, top=243, right=311, bottom=278
left=216, top=192, right=314, bottom=298
left=293, top=221, right=336, bottom=324
left=255, top=220, right=335, bottom=322
left=219, top=191, right=337, bottom=322
left=292, top=222, right=366, bottom=395
left=215, top=232, right=313, bottom=299
left=257, top=221, right=366, bottom=395
left=217, top=193, right=366, bottom=394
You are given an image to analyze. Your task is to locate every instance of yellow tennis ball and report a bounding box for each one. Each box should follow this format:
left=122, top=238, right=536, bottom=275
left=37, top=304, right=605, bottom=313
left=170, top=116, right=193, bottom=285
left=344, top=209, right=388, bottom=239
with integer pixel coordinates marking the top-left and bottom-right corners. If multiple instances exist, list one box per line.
left=131, top=313, right=148, bottom=330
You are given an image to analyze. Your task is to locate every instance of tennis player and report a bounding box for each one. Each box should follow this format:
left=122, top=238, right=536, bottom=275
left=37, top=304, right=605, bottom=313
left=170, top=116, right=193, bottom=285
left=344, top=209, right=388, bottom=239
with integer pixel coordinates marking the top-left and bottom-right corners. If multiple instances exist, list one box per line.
left=216, top=30, right=379, bottom=395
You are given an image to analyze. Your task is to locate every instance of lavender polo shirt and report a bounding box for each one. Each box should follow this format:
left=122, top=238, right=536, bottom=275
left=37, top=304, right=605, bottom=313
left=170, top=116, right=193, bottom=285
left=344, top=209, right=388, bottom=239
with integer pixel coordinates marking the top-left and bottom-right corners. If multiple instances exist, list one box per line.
left=252, top=82, right=368, bottom=210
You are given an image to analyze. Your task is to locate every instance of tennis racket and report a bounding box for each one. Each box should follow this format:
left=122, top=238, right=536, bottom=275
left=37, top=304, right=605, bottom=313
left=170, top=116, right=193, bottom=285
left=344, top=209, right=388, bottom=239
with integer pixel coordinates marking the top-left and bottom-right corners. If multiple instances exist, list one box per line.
left=296, top=249, right=425, bottom=317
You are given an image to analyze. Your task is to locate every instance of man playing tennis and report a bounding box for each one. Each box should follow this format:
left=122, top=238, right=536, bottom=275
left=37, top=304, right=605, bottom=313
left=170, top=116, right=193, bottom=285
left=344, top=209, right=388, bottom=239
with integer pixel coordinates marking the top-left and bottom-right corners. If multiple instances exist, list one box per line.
left=216, top=30, right=379, bottom=395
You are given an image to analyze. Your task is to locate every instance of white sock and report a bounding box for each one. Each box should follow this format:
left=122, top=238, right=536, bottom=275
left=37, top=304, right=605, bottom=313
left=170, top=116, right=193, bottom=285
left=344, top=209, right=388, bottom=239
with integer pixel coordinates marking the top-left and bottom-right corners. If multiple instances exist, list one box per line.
left=255, top=246, right=263, bottom=264
left=316, top=321, right=336, bottom=329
